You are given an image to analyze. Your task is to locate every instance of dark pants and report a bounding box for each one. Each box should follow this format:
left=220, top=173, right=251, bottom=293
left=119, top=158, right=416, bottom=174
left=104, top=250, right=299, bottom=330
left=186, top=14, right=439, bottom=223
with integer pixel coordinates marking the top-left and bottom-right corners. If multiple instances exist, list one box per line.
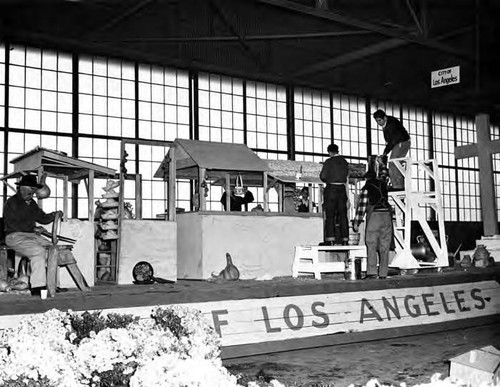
left=323, top=185, right=348, bottom=242
left=365, top=210, right=393, bottom=277
left=389, top=140, right=411, bottom=189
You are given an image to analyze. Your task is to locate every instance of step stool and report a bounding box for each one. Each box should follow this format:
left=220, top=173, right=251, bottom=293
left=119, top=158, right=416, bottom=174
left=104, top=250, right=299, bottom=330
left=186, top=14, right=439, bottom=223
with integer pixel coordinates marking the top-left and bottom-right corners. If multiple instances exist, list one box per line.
left=292, top=245, right=367, bottom=279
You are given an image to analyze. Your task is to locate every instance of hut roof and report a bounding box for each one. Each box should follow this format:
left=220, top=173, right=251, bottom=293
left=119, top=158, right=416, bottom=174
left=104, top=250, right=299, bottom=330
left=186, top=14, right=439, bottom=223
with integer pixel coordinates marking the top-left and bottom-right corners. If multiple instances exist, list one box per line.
left=154, top=139, right=270, bottom=181
left=2, top=146, right=116, bottom=182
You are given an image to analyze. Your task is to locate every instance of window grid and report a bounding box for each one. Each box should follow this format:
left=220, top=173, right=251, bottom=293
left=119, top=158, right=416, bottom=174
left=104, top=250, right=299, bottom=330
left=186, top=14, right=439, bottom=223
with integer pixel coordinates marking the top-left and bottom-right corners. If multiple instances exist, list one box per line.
left=455, top=116, right=480, bottom=221
left=455, top=116, right=478, bottom=169
left=332, top=94, right=367, bottom=161
left=246, top=81, right=287, bottom=155
left=78, top=56, right=135, bottom=138
left=8, top=45, right=73, bottom=133
left=77, top=137, right=124, bottom=218
left=402, top=107, right=429, bottom=195
left=440, top=167, right=458, bottom=221
left=198, top=72, right=244, bottom=144
left=138, top=65, right=190, bottom=141
left=136, top=143, right=172, bottom=218
left=457, top=168, right=481, bottom=221
left=7, top=132, right=70, bottom=215
left=491, top=124, right=500, bottom=221
left=0, top=43, right=496, bottom=223
left=0, top=44, right=5, bottom=126
left=294, top=87, right=331, bottom=157
left=432, top=113, right=455, bottom=167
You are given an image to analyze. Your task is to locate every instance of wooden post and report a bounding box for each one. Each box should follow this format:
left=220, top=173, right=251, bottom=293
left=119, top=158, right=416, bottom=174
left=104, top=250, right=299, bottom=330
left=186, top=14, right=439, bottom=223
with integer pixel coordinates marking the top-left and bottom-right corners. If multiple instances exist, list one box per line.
left=225, top=173, right=231, bottom=211
left=88, top=169, right=95, bottom=221
left=135, top=174, right=142, bottom=220
left=168, top=147, right=176, bottom=221
left=37, top=168, right=44, bottom=210
left=455, top=113, right=500, bottom=236
left=46, top=246, right=58, bottom=298
left=263, top=172, right=269, bottom=212
left=62, top=175, right=68, bottom=219
left=199, top=168, right=206, bottom=211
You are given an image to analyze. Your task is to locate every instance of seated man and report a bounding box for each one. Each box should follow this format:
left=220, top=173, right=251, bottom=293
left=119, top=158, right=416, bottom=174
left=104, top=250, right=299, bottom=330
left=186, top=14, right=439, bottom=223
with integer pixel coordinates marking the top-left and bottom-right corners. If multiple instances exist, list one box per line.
left=296, top=187, right=316, bottom=213
left=3, top=174, right=63, bottom=296
left=220, top=189, right=255, bottom=211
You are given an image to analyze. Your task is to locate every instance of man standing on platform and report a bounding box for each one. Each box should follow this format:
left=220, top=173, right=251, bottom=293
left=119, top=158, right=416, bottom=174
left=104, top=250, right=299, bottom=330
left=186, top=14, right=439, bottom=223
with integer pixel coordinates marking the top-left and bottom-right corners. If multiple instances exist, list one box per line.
left=320, top=143, right=349, bottom=246
left=352, top=170, right=393, bottom=279
left=373, top=109, right=410, bottom=190
left=3, top=174, right=63, bottom=296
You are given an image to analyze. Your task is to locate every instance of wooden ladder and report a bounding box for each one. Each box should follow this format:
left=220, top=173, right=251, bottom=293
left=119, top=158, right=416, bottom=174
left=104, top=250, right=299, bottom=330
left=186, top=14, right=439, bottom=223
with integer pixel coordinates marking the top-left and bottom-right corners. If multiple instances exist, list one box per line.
left=388, top=157, right=449, bottom=269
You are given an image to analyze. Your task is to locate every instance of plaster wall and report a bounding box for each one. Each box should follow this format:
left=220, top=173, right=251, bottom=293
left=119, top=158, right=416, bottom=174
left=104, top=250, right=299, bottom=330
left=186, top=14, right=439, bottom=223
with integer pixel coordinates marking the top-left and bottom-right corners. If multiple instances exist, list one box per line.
left=118, top=220, right=177, bottom=284
left=177, top=213, right=203, bottom=279
left=58, top=219, right=95, bottom=288
left=177, top=213, right=324, bottom=279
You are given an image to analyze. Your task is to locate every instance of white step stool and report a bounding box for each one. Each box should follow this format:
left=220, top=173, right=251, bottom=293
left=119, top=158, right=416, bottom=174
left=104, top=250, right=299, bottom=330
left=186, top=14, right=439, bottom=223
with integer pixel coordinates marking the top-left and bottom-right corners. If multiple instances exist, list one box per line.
left=292, top=245, right=367, bottom=279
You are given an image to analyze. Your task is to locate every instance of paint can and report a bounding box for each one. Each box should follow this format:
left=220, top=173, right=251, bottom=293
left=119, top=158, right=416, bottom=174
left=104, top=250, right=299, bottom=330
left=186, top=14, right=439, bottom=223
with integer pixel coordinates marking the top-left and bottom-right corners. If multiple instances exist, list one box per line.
left=345, top=257, right=362, bottom=280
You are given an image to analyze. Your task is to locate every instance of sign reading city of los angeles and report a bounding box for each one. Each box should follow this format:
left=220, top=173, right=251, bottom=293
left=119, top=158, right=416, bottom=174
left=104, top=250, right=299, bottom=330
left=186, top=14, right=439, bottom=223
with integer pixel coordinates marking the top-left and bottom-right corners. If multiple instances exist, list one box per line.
left=431, top=66, right=460, bottom=88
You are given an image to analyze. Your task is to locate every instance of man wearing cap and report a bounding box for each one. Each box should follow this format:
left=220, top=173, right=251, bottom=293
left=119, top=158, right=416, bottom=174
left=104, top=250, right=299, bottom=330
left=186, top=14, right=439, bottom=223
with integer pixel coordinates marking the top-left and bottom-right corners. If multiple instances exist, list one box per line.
left=352, top=170, right=393, bottom=279
left=373, top=109, right=410, bottom=190
left=320, top=144, right=349, bottom=245
left=3, top=174, right=63, bottom=296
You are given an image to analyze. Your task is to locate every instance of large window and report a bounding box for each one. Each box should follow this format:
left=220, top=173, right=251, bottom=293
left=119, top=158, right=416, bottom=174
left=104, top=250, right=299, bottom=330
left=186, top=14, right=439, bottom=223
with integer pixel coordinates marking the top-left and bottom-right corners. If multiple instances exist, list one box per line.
left=198, top=73, right=244, bottom=144
left=6, top=46, right=72, bottom=215
left=0, top=41, right=494, bottom=222
left=455, top=116, right=480, bottom=221
left=246, top=81, right=287, bottom=156
left=138, top=65, right=190, bottom=141
left=0, top=44, right=5, bottom=127
left=9, top=45, right=72, bottom=133
left=79, top=56, right=135, bottom=138
left=433, top=112, right=458, bottom=221
left=332, top=94, right=367, bottom=162
left=294, top=87, right=331, bottom=159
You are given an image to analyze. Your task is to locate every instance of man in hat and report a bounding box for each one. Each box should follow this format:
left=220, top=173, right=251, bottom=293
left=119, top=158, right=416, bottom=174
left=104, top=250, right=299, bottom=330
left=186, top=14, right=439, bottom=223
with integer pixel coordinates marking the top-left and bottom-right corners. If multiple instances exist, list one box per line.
left=373, top=109, right=410, bottom=190
left=320, top=143, right=350, bottom=245
left=3, top=174, right=63, bottom=296
left=352, top=169, right=393, bottom=279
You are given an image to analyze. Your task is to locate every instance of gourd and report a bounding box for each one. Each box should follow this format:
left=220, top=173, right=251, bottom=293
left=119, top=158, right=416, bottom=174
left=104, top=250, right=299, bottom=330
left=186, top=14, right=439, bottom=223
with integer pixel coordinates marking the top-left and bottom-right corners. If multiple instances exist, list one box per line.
left=35, top=172, right=51, bottom=199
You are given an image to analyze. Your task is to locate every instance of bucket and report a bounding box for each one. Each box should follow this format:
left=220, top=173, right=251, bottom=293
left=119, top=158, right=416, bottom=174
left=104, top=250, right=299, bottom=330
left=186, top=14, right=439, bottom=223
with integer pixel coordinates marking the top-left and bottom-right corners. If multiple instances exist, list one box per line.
left=344, top=257, right=362, bottom=280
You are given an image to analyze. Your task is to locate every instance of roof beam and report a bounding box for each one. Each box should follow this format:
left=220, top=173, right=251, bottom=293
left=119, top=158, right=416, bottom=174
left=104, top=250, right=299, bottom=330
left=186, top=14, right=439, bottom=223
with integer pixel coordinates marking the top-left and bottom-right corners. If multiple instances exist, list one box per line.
left=294, top=24, right=475, bottom=77
left=259, top=0, right=473, bottom=60
left=209, top=0, right=264, bottom=70
left=294, top=38, right=406, bottom=77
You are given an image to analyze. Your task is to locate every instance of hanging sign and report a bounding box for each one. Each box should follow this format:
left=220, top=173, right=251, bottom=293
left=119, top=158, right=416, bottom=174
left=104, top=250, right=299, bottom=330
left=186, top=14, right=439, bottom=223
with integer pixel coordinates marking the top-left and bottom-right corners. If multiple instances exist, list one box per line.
left=431, top=66, right=460, bottom=88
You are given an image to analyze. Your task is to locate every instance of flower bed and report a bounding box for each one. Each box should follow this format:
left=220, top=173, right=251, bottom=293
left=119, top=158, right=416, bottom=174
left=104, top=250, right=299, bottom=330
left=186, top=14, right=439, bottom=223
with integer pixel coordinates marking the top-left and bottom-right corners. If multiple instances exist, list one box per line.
left=0, top=306, right=249, bottom=387
left=0, top=307, right=493, bottom=387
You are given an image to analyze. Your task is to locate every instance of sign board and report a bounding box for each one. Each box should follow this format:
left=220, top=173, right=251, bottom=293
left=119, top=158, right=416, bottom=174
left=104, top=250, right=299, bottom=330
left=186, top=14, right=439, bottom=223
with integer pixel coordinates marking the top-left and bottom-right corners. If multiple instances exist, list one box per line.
left=2, top=281, right=498, bottom=347
left=431, top=66, right=460, bottom=88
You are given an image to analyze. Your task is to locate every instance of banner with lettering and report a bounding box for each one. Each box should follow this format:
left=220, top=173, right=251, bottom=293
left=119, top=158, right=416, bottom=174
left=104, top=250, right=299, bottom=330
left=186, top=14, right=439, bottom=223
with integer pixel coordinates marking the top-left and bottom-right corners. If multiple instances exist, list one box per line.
left=1, top=281, right=498, bottom=347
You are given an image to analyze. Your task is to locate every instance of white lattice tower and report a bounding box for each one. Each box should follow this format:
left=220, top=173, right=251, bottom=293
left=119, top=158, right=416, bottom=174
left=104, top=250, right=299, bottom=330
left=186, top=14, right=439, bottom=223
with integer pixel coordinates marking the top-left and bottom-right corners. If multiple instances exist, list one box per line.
left=388, top=157, right=449, bottom=269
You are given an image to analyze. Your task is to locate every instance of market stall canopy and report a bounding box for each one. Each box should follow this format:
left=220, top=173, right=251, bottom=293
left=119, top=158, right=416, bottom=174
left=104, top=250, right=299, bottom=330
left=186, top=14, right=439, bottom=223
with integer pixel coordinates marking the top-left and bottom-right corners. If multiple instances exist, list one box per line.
left=154, top=139, right=270, bottom=183
left=1, top=147, right=116, bottom=183
left=266, top=160, right=322, bottom=184
left=265, top=159, right=366, bottom=185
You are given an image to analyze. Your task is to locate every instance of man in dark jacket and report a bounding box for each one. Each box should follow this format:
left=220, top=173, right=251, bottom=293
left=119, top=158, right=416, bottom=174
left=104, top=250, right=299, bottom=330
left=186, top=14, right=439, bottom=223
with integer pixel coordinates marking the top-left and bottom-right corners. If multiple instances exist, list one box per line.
left=3, top=174, right=63, bottom=296
left=320, top=143, right=349, bottom=245
left=352, top=170, right=393, bottom=279
left=220, top=189, right=254, bottom=211
left=373, top=109, right=410, bottom=190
